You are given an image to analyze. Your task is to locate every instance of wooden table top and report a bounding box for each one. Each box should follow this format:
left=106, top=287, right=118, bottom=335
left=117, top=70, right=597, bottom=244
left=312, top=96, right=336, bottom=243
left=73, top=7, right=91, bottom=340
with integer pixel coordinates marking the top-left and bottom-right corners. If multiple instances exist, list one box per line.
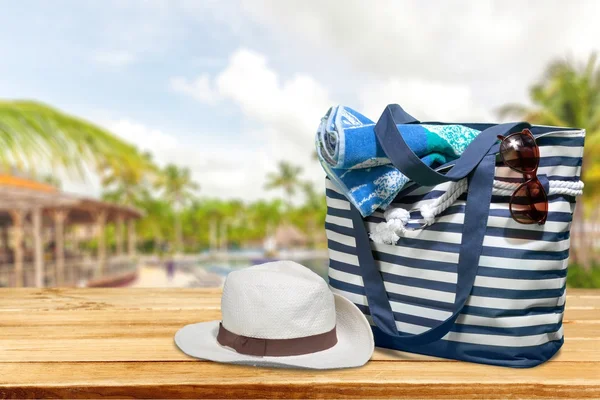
left=0, top=288, right=598, bottom=399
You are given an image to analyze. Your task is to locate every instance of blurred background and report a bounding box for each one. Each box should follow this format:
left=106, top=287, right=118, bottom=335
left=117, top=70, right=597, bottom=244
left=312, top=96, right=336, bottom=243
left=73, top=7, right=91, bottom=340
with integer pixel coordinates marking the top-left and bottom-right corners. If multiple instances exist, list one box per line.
left=0, top=0, right=598, bottom=289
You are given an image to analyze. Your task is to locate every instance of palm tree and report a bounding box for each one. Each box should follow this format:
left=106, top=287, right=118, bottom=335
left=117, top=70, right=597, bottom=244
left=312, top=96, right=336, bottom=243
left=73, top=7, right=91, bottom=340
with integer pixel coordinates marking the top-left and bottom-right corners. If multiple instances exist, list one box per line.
left=301, top=181, right=325, bottom=213
left=265, top=161, right=303, bottom=210
left=498, top=54, right=600, bottom=268
left=299, top=180, right=326, bottom=247
left=246, top=199, right=285, bottom=240
left=0, top=100, right=149, bottom=179
left=136, top=192, right=173, bottom=252
left=101, top=152, right=158, bottom=207
left=155, top=164, right=199, bottom=253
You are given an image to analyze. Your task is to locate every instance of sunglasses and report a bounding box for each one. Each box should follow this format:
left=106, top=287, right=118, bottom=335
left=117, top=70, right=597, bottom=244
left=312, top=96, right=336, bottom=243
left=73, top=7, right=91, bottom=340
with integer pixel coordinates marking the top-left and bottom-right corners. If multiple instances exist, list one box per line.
left=497, top=129, right=548, bottom=225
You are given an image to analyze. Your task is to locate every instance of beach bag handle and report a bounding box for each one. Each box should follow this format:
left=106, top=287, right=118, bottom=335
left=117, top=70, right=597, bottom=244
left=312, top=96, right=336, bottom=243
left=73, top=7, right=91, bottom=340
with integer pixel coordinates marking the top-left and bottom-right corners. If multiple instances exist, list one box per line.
left=350, top=105, right=530, bottom=345
left=375, top=104, right=529, bottom=186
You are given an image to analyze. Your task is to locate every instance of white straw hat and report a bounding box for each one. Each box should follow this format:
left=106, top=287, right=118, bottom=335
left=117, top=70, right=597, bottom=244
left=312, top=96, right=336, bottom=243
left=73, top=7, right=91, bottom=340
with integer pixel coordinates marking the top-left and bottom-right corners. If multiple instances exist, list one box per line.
left=174, top=260, right=374, bottom=369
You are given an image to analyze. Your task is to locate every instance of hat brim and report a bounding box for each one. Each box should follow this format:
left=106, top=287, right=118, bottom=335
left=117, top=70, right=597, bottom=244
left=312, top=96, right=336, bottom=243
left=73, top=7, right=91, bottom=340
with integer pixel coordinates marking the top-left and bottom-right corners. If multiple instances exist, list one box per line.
left=174, top=294, right=374, bottom=369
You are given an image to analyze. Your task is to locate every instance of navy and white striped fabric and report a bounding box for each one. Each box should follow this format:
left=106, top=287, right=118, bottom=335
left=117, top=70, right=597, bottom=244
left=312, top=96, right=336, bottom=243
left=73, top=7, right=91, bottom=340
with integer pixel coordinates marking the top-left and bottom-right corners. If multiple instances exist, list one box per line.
left=325, top=128, right=585, bottom=367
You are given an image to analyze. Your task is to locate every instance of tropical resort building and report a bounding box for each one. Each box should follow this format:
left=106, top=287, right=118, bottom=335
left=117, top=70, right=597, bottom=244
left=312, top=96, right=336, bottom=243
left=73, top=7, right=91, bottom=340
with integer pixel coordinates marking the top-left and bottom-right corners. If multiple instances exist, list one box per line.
left=273, top=224, right=309, bottom=249
left=0, top=172, right=142, bottom=288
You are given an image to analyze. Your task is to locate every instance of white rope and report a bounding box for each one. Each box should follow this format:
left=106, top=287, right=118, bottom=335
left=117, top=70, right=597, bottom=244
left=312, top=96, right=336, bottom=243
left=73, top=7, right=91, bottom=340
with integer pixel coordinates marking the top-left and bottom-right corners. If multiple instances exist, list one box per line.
left=492, top=179, right=584, bottom=197
left=370, top=178, right=584, bottom=244
left=370, top=179, right=468, bottom=244
left=420, top=179, right=468, bottom=225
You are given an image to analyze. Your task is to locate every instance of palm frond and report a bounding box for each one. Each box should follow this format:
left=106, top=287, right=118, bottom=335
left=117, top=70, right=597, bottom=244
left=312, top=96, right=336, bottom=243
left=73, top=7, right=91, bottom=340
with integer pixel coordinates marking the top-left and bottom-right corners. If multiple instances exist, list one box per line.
left=0, top=99, right=149, bottom=179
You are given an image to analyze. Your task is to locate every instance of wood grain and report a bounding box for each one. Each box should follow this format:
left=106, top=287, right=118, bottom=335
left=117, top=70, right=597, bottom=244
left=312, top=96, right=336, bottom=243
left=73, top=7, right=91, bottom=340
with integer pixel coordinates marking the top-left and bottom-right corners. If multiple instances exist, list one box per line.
left=0, top=309, right=598, bottom=363
left=0, top=288, right=598, bottom=399
left=0, top=361, right=599, bottom=399
left=0, top=287, right=596, bottom=310
left=0, top=288, right=223, bottom=311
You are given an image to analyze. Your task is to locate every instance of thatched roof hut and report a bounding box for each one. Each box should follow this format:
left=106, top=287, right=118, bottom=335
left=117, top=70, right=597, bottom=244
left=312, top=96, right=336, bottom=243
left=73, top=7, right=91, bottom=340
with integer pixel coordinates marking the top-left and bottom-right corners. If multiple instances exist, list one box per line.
left=273, top=224, right=308, bottom=249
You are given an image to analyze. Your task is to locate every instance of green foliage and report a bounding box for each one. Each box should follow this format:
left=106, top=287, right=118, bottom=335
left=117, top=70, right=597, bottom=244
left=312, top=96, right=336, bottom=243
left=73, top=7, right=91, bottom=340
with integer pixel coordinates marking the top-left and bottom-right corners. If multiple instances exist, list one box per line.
left=154, top=164, right=199, bottom=208
left=0, top=100, right=150, bottom=180
left=94, top=145, right=324, bottom=253
left=497, top=53, right=600, bottom=196
left=567, top=264, right=600, bottom=288
left=101, top=152, right=157, bottom=206
left=265, top=161, right=304, bottom=209
left=179, top=197, right=287, bottom=250
left=108, top=159, right=326, bottom=252
left=153, top=164, right=200, bottom=252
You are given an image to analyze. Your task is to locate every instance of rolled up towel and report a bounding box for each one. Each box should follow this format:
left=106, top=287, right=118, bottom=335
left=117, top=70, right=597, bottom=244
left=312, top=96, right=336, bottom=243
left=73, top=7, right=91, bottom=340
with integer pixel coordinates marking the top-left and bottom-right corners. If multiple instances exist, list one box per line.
left=316, top=105, right=481, bottom=217
left=317, top=105, right=390, bottom=169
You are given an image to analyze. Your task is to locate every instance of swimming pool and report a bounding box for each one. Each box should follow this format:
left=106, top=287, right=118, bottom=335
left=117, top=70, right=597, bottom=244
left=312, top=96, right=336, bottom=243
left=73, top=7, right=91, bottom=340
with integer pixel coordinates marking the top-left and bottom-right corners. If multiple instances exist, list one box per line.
left=185, top=257, right=329, bottom=287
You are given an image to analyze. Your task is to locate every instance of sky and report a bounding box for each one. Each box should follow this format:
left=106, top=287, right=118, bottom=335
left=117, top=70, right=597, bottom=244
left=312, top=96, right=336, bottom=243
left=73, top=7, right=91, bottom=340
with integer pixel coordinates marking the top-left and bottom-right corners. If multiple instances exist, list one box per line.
left=1, top=0, right=599, bottom=201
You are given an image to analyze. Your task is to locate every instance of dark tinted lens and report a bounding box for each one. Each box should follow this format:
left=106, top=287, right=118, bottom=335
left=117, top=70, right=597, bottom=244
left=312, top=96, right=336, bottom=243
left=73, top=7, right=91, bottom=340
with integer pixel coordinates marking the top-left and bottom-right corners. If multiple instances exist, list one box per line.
left=500, top=130, right=539, bottom=174
left=510, top=179, right=548, bottom=224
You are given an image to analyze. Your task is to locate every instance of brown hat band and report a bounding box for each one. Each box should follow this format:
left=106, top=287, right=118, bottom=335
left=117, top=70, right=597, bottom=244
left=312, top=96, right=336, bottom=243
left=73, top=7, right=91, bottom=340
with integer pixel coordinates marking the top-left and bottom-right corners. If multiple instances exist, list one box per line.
left=216, top=322, right=338, bottom=357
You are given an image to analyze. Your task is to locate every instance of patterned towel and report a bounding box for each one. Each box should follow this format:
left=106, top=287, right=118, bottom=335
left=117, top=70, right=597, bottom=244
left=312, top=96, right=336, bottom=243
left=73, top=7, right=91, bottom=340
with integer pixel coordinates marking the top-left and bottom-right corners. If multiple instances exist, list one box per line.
left=316, top=105, right=481, bottom=217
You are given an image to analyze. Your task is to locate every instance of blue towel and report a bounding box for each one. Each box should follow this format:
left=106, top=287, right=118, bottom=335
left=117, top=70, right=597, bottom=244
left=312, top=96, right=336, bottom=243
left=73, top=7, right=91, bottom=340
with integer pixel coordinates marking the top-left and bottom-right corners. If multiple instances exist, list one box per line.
left=317, top=106, right=389, bottom=169
left=316, top=105, right=481, bottom=217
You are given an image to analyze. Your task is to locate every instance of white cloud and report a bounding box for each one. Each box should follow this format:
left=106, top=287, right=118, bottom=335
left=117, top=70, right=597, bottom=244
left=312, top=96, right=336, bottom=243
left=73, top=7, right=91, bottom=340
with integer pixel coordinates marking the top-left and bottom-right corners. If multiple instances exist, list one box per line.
left=90, top=50, right=136, bottom=67
left=215, top=49, right=332, bottom=153
left=191, top=55, right=226, bottom=68
left=169, top=75, right=220, bottom=105
left=237, top=0, right=600, bottom=111
left=171, top=48, right=333, bottom=192
left=359, top=78, right=493, bottom=123
left=107, top=119, right=179, bottom=159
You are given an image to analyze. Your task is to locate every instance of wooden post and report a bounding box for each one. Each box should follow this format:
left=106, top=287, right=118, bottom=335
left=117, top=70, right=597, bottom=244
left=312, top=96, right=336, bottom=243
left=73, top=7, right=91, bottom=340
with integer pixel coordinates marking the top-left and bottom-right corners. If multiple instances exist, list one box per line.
left=32, top=208, right=44, bottom=288
left=95, top=210, right=107, bottom=277
left=128, top=218, right=136, bottom=258
left=1, top=226, right=9, bottom=256
left=9, top=210, right=26, bottom=287
left=52, top=210, right=68, bottom=286
left=116, top=215, right=124, bottom=257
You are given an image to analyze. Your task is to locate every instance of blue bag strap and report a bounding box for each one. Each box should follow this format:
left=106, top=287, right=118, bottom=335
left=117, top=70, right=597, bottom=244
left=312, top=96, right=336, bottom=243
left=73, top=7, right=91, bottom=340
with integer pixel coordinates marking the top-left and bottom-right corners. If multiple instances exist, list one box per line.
left=375, top=104, right=530, bottom=187
left=349, top=152, right=496, bottom=345
left=386, top=103, right=420, bottom=124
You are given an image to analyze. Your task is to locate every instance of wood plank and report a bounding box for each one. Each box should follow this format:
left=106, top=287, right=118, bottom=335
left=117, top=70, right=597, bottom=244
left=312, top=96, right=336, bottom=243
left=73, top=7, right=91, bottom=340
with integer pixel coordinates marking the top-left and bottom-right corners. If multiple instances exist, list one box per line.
left=0, top=309, right=223, bottom=336
left=0, top=307, right=597, bottom=362
left=565, top=308, right=600, bottom=321
left=0, top=288, right=222, bottom=311
left=565, top=293, right=600, bottom=309
left=565, top=289, right=600, bottom=296
left=0, top=336, right=598, bottom=363
left=0, top=361, right=598, bottom=399
left=0, top=308, right=597, bottom=340
left=1, top=309, right=597, bottom=332
left=0, top=288, right=597, bottom=311
left=1, top=306, right=598, bottom=323
left=0, top=289, right=598, bottom=398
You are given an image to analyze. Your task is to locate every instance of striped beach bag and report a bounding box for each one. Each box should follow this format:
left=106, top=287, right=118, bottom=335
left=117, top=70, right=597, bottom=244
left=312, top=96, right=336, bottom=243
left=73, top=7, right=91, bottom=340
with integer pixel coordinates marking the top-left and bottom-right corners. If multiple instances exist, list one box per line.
left=325, top=104, right=585, bottom=367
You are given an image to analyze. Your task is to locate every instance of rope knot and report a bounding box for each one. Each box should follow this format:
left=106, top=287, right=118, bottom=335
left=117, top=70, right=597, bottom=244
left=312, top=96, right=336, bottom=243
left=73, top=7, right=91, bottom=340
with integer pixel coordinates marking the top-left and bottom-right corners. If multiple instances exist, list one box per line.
left=384, top=207, right=410, bottom=223
left=420, top=203, right=436, bottom=225
left=370, top=207, right=411, bottom=244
